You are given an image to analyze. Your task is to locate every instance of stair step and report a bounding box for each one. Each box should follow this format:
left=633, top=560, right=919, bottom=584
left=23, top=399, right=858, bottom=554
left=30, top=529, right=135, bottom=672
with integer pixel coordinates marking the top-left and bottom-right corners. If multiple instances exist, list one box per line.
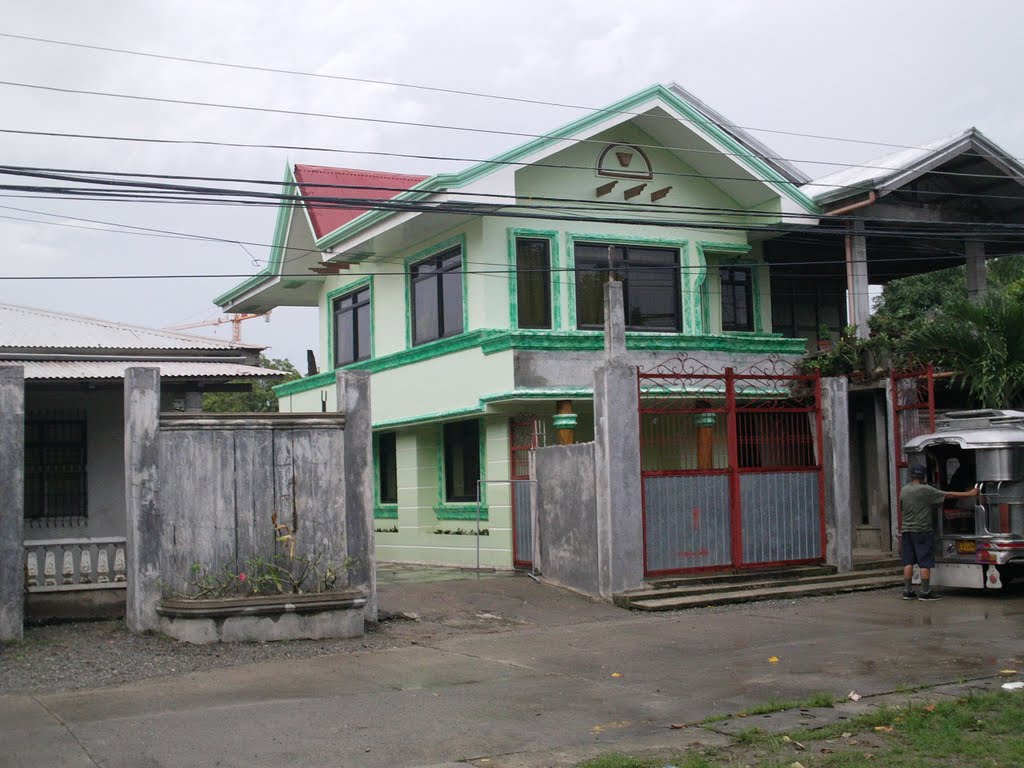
left=621, top=574, right=901, bottom=611
left=619, top=567, right=898, bottom=603
left=647, top=565, right=835, bottom=589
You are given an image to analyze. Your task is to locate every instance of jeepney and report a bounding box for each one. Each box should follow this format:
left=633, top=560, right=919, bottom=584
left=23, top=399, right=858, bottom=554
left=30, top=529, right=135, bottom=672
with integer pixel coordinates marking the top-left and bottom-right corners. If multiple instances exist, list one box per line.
left=904, top=409, right=1024, bottom=590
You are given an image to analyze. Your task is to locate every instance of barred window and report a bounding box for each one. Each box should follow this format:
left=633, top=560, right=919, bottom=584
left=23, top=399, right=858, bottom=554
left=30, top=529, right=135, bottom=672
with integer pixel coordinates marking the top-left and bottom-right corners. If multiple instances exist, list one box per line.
left=25, top=416, right=87, bottom=525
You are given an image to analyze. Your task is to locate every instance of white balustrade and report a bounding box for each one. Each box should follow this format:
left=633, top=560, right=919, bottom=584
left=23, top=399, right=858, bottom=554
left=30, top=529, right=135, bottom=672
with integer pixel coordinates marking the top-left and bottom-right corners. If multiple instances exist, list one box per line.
left=22, top=538, right=128, bottom=593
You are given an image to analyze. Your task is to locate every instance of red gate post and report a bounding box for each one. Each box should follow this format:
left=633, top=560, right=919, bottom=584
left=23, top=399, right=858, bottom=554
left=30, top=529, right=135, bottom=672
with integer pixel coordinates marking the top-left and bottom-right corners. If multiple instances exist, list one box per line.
left=725, top=367, right=742, bottom=569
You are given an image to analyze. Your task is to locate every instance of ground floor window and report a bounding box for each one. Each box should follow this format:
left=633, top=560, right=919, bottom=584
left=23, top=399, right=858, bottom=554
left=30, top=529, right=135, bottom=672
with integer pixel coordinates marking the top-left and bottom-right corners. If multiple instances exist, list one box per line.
left=443, top=419, right=480, bottom=502
left=574, top=243, right=680, bottom=331
left=25, top=416, right=87, bottom=524
left=377, top=432, right=398, bottom=505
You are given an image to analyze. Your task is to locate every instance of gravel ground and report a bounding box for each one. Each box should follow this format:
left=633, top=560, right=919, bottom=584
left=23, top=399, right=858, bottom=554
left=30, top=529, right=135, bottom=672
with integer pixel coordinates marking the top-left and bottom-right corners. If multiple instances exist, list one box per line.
left=0, top=609, right=532, bottom=696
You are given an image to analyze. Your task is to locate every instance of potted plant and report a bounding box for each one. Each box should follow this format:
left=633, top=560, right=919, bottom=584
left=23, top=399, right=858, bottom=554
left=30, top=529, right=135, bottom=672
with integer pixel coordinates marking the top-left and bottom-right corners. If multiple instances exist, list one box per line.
left=817, top=323, right=833, bottom=352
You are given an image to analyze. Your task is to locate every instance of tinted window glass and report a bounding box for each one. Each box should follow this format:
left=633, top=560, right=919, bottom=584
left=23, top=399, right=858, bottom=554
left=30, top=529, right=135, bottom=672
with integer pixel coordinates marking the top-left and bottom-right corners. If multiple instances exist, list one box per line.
left=516, top=238, right=551, bottom=329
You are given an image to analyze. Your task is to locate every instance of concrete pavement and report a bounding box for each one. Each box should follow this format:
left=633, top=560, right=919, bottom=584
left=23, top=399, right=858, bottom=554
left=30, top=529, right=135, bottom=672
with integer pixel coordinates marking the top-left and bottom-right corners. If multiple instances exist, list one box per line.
left=2, top=576, right=1022, bottom=768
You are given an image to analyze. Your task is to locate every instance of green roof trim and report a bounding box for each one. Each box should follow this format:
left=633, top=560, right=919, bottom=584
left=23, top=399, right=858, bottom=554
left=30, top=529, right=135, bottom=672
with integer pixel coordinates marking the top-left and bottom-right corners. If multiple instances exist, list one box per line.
left=214, top=164, right=298, bottom=307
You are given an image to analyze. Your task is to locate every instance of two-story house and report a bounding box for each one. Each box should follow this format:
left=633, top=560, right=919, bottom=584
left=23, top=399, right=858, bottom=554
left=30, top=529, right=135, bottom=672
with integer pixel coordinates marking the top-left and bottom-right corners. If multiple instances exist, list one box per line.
left=214, top=83, right=845, bottom=569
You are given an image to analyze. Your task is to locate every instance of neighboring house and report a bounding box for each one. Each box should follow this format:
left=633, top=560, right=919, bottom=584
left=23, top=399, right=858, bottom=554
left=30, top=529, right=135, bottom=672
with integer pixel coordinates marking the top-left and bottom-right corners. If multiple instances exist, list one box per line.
left=215, top=82, right=1024, bottom=571
left=0, top=303, right=287, bottom=617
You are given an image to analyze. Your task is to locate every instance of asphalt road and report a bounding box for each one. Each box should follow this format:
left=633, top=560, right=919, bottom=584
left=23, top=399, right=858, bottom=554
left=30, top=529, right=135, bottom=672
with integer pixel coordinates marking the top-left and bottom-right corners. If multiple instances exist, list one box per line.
left=2, top=576, right=1022, bottom=768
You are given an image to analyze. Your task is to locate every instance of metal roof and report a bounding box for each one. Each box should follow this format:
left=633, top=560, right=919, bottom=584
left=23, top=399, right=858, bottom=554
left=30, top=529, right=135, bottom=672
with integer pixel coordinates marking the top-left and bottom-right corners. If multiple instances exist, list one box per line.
left=292, top=165, right=430, bottom=240
left=0, top=303, right=264, bottom=351
left=0, top=360, right=289, bottom=381
left=801, top=128, right=1024, bottom=206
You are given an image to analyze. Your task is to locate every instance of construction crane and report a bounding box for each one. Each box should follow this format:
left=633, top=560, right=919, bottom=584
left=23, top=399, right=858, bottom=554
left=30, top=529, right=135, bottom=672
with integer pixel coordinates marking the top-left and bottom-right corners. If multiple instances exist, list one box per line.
left=168, top=312, right=270, bottom=343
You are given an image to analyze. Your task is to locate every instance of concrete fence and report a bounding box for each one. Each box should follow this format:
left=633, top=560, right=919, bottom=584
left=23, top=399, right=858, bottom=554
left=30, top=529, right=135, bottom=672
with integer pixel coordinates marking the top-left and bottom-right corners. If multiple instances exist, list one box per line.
left=124, top=368, right=375, bottom=633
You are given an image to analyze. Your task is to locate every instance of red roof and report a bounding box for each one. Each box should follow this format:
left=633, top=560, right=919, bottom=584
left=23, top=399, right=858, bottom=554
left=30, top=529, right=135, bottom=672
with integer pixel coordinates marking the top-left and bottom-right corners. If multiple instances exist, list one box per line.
left=292, top=165, right=430, bottom=240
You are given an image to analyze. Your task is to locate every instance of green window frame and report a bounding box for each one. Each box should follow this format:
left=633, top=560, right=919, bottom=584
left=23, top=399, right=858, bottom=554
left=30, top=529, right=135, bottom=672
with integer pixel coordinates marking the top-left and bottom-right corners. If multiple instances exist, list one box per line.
left=410, top=246, right=464, bottom=346
left=514, top=238, right=552, bottom=330
left=331, top=284, right=371, bottom=368
left=442, top=419, right=480, bottom=503
left=720, top=266, right=755, bottom=332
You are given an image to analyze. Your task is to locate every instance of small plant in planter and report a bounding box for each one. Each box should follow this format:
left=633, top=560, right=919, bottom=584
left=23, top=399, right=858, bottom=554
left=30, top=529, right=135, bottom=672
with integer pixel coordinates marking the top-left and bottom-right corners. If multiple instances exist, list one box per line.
left=816, top=323, right=833, bottom=352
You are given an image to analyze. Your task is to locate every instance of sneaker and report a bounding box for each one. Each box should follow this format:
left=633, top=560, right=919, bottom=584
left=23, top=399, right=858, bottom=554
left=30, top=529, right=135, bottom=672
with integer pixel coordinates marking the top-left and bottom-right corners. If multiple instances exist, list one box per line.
left=902, top=590, right=917, bottom=600
left=918, top=591, right=941, bottom=601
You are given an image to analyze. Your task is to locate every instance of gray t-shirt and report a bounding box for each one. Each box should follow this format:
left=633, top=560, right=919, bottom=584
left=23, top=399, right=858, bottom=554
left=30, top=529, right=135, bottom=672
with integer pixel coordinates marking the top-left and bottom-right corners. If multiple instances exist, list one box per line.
left=900, top=482, right=947, bottom=532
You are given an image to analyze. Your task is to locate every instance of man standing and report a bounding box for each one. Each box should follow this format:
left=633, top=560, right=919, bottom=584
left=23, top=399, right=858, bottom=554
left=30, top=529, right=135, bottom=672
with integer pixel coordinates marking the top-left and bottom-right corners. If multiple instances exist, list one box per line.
left=900, top=464, right=979, bottom=601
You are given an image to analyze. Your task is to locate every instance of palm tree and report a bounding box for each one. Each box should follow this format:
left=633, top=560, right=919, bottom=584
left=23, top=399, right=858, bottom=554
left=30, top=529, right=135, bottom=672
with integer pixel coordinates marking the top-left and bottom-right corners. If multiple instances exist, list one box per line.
left=909, top=293, right=1024, bottom=409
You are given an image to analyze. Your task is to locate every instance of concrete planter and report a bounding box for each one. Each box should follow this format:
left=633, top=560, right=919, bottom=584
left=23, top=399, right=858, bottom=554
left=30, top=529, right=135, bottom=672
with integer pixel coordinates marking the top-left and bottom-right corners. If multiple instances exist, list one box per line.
left=155, top=589, right=366, bottom=644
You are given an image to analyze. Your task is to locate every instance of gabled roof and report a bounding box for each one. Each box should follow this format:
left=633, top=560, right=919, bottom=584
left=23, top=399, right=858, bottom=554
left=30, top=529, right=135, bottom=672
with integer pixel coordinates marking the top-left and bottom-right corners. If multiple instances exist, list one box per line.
left=802, top=128, right=1024, bottom=206
left=293, top=165, right=430, bottom=240
left=215, top=82, right=820, bottom=310
left=0, top=303, right=262, bottom=352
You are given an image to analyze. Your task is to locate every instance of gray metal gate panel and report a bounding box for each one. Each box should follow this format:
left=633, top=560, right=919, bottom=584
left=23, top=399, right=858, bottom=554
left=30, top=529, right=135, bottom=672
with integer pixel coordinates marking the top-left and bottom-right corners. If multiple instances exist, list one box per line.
left=512, top=479, right=533, bottom=566
left=740, top=472, right=821, bottom=564
left=644, top=475, right=731, bottom=572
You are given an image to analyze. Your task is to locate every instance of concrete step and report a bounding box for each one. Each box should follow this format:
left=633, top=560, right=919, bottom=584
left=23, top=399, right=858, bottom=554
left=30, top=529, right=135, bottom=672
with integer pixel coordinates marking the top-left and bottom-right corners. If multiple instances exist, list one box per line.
left=618, top=573, right=902, bottom=611
left=618, top=567, right=898, bottom=604
left=854, top=557, right=901, bottom=571
left=645, top=564, right=836, bottom=590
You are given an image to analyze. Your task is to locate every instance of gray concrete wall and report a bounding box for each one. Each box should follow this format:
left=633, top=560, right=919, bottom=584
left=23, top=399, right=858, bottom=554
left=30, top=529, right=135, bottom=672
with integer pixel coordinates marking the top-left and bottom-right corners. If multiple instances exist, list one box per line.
left=532, top=442, right=599, bottom=595
left=0, top=366, right=25, bottom=641
left=124, top=367, right=162, bottom=632
left=822, top=376, right=853, bottom=572
left=24, top=386, right=125, bottom=540
left=338, top=370, right=376, bottom=622
left=155, top=413, right=348, bottom=600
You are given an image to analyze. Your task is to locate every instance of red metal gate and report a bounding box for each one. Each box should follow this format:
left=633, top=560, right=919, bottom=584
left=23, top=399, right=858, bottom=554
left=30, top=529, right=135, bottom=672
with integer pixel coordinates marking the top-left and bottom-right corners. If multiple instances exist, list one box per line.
left=510, top=415, right=546, bottom=569
left=891, top=365, right=936, bottom=529
left=638, top=356, right=826, bottom=576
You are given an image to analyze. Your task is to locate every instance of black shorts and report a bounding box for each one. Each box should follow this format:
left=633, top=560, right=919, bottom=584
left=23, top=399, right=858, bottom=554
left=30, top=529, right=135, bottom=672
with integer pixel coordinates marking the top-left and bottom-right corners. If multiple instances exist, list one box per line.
left=901, top=532, right=936, bottom=568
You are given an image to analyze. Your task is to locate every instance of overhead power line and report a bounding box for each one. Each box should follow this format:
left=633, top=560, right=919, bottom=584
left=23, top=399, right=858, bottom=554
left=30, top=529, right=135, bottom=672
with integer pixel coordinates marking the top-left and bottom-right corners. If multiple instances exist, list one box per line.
left=0, top=30, right=971, bottom=153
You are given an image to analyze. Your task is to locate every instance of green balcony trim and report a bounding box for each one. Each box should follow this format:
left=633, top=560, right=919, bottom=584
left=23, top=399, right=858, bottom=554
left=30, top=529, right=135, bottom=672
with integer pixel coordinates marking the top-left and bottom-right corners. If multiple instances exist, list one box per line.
left=273, top=329, right=807, bottom=399
left=434, top=504, right=490, bottom=522
left=373, top=506, right=399, bottom=520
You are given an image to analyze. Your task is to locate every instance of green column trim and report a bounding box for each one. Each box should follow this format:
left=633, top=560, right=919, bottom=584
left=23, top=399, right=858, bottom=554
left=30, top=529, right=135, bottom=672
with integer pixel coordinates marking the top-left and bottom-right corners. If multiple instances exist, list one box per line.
left=325, top=276, right=374, bottom=371
left=698, top=242, right=764, bottom=335
left=404, top=233, right=469, bottom=350
left=506, top=228, right=561, bottom=331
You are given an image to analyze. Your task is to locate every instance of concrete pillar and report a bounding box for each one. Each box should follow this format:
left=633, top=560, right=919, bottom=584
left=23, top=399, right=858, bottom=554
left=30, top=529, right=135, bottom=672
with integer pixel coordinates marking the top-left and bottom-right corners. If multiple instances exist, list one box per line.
left=966, top=240, right=987, bottom=302
left=846, top=220, right=871, bottom=339
left=0, top=367, right=25, bottom=641
left=124, top=367, right=162, bottom=633
left=338, top=370, right=376, bottom=622
left=554, top=400, right=577, bottom=445
left=821, top=376, right=853, bottom=572
left=603, top=280, right=626, bottom=360
left=593, top=281, right=644, bottom=597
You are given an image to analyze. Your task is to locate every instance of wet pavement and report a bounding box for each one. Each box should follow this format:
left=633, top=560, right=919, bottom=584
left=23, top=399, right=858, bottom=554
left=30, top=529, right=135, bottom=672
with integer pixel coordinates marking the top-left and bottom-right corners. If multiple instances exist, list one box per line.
left=1, top=573, right=1022, bottom=768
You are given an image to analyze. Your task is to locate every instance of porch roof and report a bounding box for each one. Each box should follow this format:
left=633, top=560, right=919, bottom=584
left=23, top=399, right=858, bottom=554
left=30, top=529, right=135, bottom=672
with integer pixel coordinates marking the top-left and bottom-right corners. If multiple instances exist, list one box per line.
left=0, top=359, right=288, bottom=381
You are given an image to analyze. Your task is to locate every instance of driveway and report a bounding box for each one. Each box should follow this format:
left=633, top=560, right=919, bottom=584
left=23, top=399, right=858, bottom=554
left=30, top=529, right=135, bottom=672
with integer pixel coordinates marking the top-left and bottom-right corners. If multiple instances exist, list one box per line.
left=2, top=574, right=1021, bottom=768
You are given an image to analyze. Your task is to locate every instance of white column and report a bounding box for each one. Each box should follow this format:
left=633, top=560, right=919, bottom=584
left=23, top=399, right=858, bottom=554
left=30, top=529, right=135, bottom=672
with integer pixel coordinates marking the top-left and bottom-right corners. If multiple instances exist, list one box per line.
left=966, top=240, right=987, bottom=302
left=846, top=220, right=871, bottom=339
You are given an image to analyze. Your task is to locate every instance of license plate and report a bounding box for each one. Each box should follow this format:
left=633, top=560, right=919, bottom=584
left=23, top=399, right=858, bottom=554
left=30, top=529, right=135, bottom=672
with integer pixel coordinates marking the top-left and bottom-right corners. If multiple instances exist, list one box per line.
left=956, top=540, right=977, bottom=555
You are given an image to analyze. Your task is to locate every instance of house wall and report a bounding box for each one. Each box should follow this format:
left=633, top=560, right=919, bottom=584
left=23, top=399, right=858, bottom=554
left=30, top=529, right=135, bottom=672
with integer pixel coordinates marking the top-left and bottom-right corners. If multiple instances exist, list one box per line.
left=24, top=386, right=126, bottom=541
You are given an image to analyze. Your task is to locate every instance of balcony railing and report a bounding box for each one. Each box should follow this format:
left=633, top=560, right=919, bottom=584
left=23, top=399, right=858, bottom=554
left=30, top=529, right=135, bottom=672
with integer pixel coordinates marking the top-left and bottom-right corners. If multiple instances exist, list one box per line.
left=24, top=537, right=127, bottom=593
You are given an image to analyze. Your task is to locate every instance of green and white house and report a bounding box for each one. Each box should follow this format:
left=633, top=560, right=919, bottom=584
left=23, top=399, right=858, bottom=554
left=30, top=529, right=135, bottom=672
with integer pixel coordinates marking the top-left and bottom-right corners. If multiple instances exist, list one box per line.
left=215, top=82, right=833, bottom=568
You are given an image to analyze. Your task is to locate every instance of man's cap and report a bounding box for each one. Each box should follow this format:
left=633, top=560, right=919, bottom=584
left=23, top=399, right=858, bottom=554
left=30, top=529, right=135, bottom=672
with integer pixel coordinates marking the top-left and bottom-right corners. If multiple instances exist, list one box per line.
left=910, top=465, right=927, bottom=479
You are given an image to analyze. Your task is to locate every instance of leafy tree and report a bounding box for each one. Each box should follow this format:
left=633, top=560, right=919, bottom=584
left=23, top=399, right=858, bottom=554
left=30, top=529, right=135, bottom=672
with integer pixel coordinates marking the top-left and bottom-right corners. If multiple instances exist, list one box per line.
left=909, top=293, right=1024, bottom=409
left=871, top=254, right=1024, bottom=339
left=202, top=355, right=300, bottom=413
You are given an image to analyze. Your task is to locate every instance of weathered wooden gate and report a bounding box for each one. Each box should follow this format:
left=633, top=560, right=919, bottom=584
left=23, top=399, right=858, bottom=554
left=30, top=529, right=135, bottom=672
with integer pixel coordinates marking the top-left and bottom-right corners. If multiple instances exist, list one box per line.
left=891, top=365, right=936, bottom=529
left=638, top=356, right=826, bottom=576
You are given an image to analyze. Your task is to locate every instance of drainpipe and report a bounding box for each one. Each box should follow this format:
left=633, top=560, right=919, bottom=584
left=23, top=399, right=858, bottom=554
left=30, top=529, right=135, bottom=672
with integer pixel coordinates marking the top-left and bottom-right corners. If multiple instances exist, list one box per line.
left=827, top=192, right=876, bottom=341
left=825, top=191, right=877, bottom=218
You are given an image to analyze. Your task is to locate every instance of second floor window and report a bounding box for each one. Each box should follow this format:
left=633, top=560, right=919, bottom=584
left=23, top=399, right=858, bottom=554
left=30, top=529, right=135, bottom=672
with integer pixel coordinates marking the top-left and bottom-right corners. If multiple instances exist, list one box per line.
left=411, top=247, right=463, bottom=345
left=333, top=285, right=371, bottom=367
left=720, top=266, right=754, bottom=332
left=515, top=238, right=552, bottom=329
left=575, top=243, right=680, bottom=331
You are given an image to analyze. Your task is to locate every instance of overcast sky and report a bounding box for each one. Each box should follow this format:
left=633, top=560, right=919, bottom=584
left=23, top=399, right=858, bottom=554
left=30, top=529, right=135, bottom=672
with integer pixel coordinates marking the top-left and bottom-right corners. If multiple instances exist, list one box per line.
left=2, top=1, right=1022, bottom=367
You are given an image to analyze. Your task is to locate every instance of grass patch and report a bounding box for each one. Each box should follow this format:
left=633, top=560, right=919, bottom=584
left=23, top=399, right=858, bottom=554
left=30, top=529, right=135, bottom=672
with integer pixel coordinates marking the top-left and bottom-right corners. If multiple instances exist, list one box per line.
left=576, top=691, right=1024, bottom=768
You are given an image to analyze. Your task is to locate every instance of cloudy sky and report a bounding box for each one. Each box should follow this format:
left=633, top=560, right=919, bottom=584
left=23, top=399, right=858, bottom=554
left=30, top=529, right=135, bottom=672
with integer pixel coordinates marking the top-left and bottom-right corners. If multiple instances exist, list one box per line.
left=2, top=1, right=1022, bottom=367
